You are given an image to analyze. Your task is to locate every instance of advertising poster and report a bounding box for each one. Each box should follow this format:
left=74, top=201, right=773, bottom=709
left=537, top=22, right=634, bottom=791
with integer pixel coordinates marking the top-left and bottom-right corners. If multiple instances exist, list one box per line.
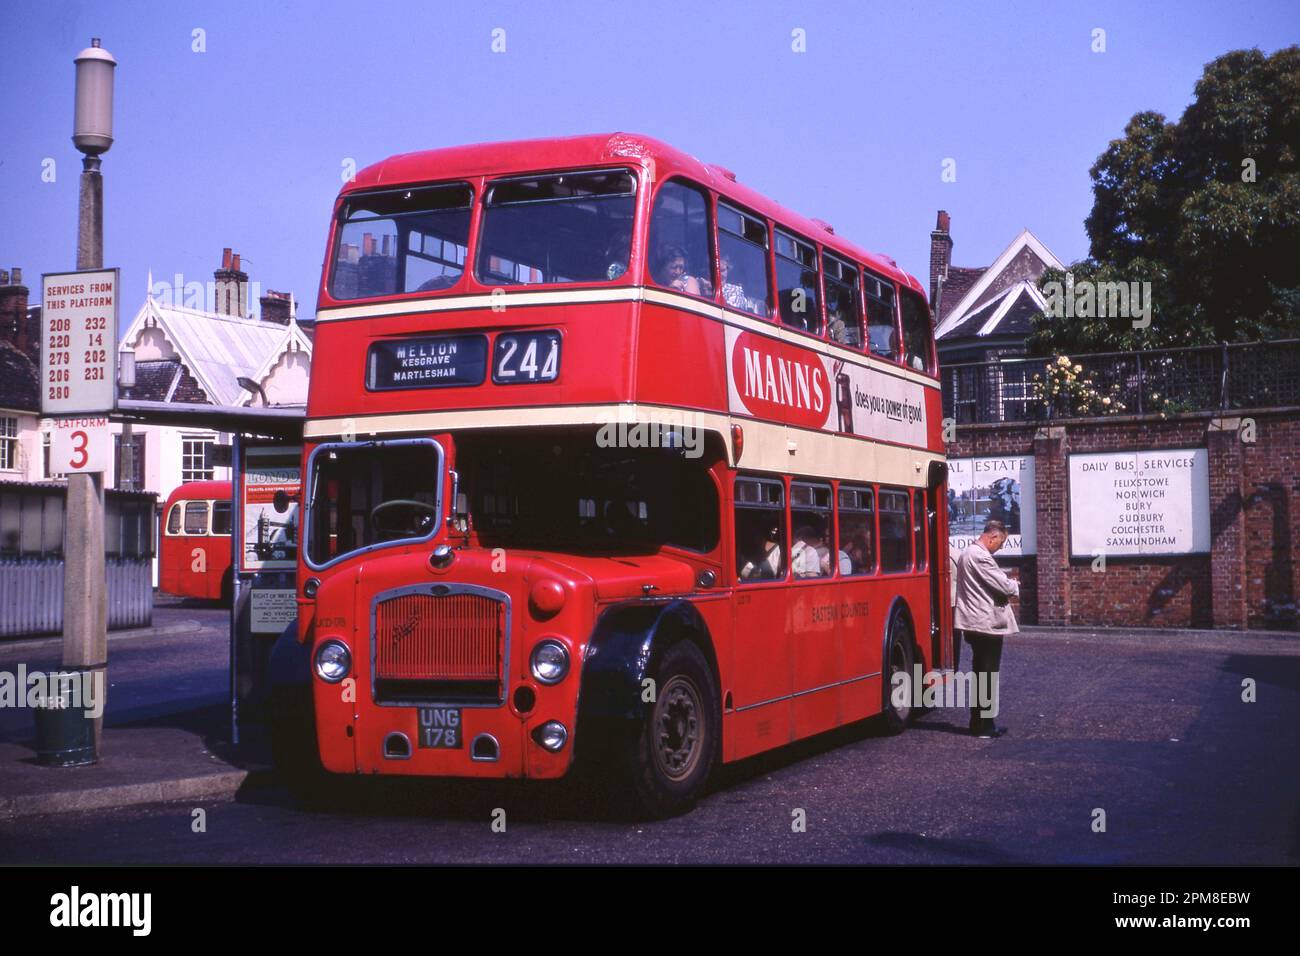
left=947, top=455, right=1036, bottom=556
left=724, top=325, right=928, bottom=447
left=240, top=445, right=302, bottom=571
left=1068, top=449, right=1210, bottom=557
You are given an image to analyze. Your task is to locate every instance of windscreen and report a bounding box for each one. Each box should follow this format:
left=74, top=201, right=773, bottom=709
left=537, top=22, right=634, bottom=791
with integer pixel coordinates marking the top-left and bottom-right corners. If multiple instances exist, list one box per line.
left=330, top=184, right=473, bottom=300
left=476, top=170, right=636, bottom=286
left=306, top=441, right=442, bottom=567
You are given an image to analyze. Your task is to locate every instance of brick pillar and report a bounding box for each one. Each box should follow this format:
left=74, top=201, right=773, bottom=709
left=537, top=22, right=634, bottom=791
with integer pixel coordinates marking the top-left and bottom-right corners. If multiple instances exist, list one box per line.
left=1207, top=417, right=1247, bottom=629
left=1034, top=426, right=1070, bottom=625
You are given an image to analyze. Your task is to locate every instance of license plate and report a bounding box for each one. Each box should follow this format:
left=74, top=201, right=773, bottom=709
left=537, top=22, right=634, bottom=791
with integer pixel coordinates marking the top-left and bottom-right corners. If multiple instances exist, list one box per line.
left=416, top=707, right=463, bottom=749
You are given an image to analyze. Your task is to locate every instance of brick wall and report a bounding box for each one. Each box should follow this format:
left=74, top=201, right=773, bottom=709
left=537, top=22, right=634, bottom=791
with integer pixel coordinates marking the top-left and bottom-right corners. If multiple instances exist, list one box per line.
left=948, top=409, right=1300, bottom=630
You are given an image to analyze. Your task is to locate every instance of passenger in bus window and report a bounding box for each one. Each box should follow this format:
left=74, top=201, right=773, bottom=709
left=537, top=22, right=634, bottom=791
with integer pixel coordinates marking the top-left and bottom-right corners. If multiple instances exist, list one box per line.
left=604, top=229, right=632, bottom=281
left=739, top=524, right=782, bottom=580
left=654, top=244, right=703, bottom=295
left=719, top=254, right=749, bottom=311
left=791, top=522, right=830, bottom=578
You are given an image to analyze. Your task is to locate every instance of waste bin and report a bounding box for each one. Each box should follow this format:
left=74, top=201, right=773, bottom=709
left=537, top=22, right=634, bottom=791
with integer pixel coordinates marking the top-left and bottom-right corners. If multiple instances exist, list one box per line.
left=33, top=668, right=98, bottom=767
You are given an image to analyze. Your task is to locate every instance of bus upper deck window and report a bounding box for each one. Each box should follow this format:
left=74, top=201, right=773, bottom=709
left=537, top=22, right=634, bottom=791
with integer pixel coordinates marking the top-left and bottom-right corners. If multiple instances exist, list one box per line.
left=717, top=203, right=773, bottom=319
left=476, top=170, right=636, bottom=287
left=330, top=183, right=473, bottom=300
left=775, top=231, right=821, bottom=335
left=648, top=180, right=713, bottom=297
left=864, top=273, right=899, bottom=362
left=900, top=290, right=934, bottom=373
left=824, top=254, right=861, bottom=348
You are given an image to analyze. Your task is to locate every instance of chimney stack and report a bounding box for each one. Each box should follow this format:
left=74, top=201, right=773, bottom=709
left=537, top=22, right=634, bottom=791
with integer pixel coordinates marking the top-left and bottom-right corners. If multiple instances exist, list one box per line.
left=214, top=248, right=250, bottom=318
left=259, top=289, right=292, bottom=326
left=929, top=210, right=953, bottom=322
left=0, top=267, right=36, bottom=363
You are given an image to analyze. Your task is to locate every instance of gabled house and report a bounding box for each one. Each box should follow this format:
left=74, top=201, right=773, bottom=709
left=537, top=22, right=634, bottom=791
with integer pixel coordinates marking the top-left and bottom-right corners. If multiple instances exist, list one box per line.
left=928, top=211, right=1064, bottom=366
left=114, top=249, right=312, bottom=492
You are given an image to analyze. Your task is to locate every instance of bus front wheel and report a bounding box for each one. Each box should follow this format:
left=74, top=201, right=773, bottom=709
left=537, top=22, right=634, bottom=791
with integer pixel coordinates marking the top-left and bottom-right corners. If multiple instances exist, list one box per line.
left=619, top=640, right=720, bottom=819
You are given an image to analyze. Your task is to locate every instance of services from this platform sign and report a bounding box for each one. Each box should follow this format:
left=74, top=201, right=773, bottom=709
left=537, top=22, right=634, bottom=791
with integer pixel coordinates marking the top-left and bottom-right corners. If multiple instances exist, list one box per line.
left=1068, top=449, right=1210, bottom=557
left=40, top=269, right=119, bottom=416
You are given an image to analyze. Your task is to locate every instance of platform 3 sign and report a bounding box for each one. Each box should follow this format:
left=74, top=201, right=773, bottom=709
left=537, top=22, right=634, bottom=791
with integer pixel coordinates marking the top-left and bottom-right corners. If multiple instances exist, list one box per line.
left=1068, top=449, right=1209, bottom=556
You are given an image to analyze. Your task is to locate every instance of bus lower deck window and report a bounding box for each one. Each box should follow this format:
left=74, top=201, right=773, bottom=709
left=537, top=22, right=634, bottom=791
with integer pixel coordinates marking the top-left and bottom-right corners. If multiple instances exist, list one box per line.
left=735, top=476, right=786, bottom=581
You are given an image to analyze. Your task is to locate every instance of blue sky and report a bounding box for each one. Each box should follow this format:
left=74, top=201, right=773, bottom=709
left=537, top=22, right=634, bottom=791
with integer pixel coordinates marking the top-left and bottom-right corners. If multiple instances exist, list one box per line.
left=1, top=0, right=1295, bottom=326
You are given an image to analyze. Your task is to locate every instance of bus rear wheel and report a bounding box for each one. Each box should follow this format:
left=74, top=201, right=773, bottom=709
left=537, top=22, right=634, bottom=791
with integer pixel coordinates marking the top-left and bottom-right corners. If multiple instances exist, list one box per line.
left=881, top=611, right=915, bottom=735
left=619, top=640, right=720, bottom=819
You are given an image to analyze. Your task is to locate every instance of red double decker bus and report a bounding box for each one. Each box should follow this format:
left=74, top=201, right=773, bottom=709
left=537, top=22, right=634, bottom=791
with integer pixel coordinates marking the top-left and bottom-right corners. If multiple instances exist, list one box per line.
left=275, top=133, right=951, bottom=816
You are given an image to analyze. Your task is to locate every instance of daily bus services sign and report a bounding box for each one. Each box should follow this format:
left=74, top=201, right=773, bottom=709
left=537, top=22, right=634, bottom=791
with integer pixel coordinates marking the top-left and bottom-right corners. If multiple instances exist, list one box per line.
left=40, top=269, right=119, bottom=415
left=1068, top=449, right=1210, bottom=556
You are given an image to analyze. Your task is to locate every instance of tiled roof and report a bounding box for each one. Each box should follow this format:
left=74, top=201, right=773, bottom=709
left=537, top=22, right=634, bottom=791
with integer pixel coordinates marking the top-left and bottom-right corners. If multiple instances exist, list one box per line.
left=121, top=298, right=296, bottom=407
left=120, top=359, right=183, bottom=402
left=937, top=266, right=985, bottom=323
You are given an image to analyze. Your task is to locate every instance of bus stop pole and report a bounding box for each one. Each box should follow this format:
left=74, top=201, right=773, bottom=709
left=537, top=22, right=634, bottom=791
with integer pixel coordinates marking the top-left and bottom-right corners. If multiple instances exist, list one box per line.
left=61, top=158, right=109, bottom=753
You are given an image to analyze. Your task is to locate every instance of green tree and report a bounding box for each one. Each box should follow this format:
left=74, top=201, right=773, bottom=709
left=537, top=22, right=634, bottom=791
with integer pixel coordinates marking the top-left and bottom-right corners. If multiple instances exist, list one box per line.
left=1029, top=46, right=1300, bottom=355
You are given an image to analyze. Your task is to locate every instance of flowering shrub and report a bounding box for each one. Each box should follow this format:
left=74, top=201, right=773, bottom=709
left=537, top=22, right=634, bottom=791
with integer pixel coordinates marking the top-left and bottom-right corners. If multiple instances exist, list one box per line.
left=1031, top=355, right=1128, bottom=416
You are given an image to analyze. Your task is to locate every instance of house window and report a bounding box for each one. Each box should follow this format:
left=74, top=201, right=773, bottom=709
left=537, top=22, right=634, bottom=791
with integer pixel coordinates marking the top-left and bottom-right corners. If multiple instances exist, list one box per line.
left=182, top=437, right=215, bottom=483
left=0, top=417, right=17, bottom=470
left=42, top=431, right=65, bottom=480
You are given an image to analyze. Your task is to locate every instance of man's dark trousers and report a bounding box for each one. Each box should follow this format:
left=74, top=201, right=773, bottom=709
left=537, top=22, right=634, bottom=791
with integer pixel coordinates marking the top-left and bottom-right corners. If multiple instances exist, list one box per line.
left=963, top=630, right=1004, bottom=734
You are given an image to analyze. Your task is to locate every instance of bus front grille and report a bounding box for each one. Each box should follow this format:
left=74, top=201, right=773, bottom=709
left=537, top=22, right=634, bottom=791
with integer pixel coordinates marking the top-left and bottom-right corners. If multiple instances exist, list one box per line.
left=373, top=590, right=505, bottom=704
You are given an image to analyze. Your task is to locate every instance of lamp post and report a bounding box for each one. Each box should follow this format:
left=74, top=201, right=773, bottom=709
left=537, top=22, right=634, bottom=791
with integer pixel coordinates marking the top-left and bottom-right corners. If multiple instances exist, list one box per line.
left=62, top=37, right=116, bottom=759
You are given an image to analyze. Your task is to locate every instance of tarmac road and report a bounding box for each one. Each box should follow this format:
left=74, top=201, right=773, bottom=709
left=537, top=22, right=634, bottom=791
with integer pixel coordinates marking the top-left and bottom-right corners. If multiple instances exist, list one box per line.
left=1, top=620, right=1296, bottom=865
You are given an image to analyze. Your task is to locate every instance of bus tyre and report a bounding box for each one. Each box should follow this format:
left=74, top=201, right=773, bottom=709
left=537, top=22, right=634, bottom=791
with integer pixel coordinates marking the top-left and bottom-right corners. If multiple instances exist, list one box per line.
left=621, top=640, right=719, bottom=819
left=881, top=611, right=915, bottom=736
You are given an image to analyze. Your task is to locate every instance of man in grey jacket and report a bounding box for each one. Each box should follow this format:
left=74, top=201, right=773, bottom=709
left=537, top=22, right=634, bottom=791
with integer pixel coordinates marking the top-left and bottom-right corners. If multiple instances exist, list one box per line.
left=954, top=519, right=1018, bottom=738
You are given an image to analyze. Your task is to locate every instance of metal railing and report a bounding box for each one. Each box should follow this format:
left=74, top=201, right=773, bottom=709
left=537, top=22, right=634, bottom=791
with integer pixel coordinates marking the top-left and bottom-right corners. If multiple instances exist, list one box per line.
left=941, top=339, right=1300, bottom=425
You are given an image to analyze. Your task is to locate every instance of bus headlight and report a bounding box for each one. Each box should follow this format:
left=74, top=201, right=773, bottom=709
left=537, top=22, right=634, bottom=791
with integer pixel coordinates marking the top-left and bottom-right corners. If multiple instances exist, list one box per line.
left=534, top=721, right=568, bottom=752
left=530, top=640, right=569, bottom=685
left=314, top=640, right=352, bottom=683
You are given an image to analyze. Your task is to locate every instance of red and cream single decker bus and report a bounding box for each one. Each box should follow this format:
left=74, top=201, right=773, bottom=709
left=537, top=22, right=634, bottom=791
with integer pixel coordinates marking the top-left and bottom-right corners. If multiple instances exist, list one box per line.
left=160, top=480, right=234, bottom=603
left=274, top=133, right=951, bottom=817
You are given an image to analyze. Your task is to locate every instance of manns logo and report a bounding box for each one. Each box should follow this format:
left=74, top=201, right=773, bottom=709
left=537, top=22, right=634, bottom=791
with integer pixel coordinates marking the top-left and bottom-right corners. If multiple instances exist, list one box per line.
left=730, top=331, right=830, bottom=429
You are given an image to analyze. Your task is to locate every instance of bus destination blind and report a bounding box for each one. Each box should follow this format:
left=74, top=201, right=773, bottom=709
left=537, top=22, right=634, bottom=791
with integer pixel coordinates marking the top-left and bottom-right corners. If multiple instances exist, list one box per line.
left=367, top=334, right=488, bottom=390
